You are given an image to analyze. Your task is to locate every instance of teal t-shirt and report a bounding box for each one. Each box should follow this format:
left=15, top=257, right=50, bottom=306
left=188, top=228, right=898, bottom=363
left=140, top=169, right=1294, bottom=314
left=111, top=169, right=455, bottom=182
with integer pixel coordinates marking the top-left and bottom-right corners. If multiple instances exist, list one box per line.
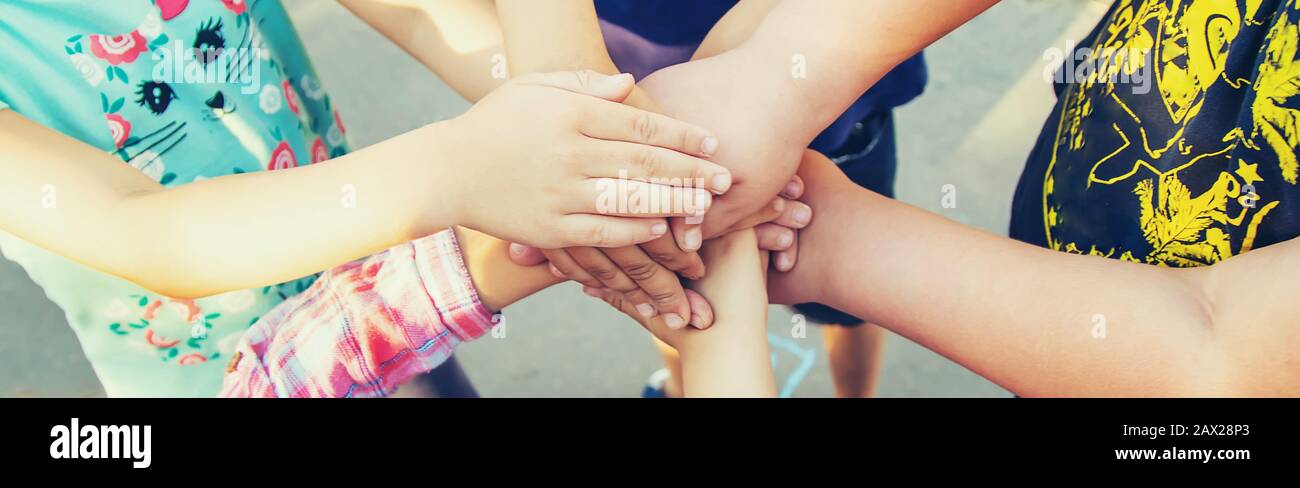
left=0, top=0, right=351, bottom=396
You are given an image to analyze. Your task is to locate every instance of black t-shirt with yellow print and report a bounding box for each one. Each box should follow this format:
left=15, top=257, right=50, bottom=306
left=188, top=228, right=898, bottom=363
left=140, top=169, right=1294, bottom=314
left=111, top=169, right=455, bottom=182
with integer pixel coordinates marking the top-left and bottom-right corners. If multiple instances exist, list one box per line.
left=1010, top=0, right=1300, bottom=266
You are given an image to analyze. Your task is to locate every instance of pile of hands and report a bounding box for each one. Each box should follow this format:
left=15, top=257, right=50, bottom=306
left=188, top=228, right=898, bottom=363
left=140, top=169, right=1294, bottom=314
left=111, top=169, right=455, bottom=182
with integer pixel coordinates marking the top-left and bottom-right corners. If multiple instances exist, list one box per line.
left=442, top=62, right=817, bottom=331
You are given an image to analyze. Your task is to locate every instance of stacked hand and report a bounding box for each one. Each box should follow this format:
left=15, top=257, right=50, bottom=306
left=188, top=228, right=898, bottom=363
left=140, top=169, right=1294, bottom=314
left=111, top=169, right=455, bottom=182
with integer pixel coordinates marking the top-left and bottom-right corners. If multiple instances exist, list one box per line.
left=438, top=70, right=734, bottom=250
left=507, top=59, right=813, bottom=327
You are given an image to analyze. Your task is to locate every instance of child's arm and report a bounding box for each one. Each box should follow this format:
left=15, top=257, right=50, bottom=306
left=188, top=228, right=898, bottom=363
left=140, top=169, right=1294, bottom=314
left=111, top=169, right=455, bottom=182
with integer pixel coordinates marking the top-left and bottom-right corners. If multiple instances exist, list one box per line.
left=219, top=227, right=559, bottom=398
left=336, top=0, right=506, bottom=102
left=0, top=72, right=726, bottom=298
left=586, top=230, right=776, bottom=398
left=771, top=151, right=1300, bottom=397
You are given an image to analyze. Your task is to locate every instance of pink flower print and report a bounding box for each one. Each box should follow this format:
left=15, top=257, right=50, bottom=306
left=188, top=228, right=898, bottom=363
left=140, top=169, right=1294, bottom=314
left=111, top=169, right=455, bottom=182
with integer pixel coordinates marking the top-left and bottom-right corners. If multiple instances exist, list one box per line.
left=105, top=114, right=132, bottom=149
left=311, top=137, right=329, bottom=164
left=283, top=80, right=301, bottom=115
left=156, top=0, right=190, bottom=21
left=268, top=141, right=298, bottom=171
left=178, top=353, right=208, bottom=366
left=89, top=31, right=148, bottom=66
left=220, top=0, right=248, bottom=15
left=144, top=329, right=181, bottom=349
left=334, top=110, right=347, bottom=136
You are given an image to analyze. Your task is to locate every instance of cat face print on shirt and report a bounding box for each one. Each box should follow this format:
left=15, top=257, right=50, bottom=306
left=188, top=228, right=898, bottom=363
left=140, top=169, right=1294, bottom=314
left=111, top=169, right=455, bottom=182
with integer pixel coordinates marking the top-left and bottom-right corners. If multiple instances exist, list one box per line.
left=63, top=0, right=349, bottom=186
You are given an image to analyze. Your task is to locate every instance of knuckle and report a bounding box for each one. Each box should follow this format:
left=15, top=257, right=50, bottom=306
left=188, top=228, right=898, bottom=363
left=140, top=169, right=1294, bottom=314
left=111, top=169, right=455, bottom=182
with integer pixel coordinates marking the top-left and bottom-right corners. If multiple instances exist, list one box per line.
left=608, top=281, right=638, bottom=293
left=586, top=223, right=614, bottom=247
left=648, top=289, right=678, bottom=305
left=632, top=112, right=658, bottom=144
left=635, top=147, right=660, bottom=177
left=590, top=266, right=621, bottom=282
left=624, top=261, right=661, bottom=282
left=573, top=69, right=594, bottom=89
left=647, top=250, right=682, bottom=267
left=604, top=293, right=625, bottom=310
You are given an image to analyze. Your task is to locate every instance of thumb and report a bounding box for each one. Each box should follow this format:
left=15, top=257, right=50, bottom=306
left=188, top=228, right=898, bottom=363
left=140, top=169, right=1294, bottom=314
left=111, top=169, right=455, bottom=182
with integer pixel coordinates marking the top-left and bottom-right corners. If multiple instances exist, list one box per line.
left=508, top=243, right=548, bottom=266
left=517, top=70, right=635, bottom=102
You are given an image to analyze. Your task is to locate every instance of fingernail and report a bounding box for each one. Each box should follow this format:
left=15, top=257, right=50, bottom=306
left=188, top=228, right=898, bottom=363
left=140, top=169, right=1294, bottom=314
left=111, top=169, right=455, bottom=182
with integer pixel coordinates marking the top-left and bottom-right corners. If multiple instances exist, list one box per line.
left=783, top=181, right=800, bottom=197
left=777, top=253, right=792, bottom=271
left=550, top=264, right=564, bottom=278
left=696, top=190, right=712, bottom=211
left=582, top=287, right=601, bottom=298
left=651, top=222, right=668, bottom=236
left=509, top=243, right=524, bottom=256
left=795, top=207, right=811, bottom=226
left=684, top=228, right=702, bottom=251
left=711, top=173, right=732, bottom=194
left=777, top=232, right=793, bottom=249
left=664, top=313, right=686, bottom=330
left=689, top=314, right=704, bottom=328
left=701, top=136, right=719, bottom=156
left=636, top=303, right=656, bottom=318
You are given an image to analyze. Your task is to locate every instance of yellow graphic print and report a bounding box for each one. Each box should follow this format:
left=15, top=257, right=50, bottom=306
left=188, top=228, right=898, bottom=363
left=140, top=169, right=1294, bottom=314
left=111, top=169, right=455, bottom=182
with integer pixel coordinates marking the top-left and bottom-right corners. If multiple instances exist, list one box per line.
left=1043, top=0, right=1299, bottom=267
left=1250, top=9, right=1300, bottom=184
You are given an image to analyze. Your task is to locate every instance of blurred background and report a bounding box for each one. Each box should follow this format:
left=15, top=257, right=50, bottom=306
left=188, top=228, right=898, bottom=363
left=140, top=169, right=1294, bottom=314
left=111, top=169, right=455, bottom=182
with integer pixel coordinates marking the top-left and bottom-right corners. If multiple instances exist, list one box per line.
left=0, top=0, right=1111, bottom=397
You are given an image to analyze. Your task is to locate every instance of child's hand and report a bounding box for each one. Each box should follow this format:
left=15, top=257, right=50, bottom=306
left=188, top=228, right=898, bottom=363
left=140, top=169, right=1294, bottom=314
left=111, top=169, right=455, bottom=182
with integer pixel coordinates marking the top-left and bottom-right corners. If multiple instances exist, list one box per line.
left=441, top=71, right=733, bottom=250
left=583, top=228, right=767, bottom=348
left=510, top=180, right=811, bottom=329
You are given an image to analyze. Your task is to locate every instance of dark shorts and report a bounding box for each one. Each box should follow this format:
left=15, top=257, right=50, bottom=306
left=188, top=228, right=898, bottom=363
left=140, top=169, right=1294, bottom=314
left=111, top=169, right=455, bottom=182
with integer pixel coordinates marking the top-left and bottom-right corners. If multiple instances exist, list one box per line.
left=790, top=111, right=897, bottom=327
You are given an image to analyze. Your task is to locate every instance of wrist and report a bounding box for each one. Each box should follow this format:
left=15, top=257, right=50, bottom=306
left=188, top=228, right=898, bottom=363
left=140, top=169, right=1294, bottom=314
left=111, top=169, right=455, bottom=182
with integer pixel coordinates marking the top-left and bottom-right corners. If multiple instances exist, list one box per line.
left=400, top=120, right=470, bottom=238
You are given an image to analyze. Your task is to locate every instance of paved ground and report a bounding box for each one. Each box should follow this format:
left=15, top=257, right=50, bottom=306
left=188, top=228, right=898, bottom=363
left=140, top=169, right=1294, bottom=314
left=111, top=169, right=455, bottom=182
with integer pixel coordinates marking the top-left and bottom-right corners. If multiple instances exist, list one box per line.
left=0, top=0, right=1110, bottom=397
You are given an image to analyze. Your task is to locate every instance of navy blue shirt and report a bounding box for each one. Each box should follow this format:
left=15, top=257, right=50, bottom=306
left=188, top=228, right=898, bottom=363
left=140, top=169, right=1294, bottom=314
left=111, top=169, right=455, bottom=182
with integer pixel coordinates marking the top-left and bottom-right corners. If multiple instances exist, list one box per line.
left=595, top=0, right=927, bottom=153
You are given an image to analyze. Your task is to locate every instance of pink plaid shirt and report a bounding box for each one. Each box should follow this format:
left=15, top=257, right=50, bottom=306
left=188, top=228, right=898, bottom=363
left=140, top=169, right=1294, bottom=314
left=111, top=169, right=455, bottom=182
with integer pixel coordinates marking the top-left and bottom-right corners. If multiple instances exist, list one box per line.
left=219, top=229, right=497, bottom=397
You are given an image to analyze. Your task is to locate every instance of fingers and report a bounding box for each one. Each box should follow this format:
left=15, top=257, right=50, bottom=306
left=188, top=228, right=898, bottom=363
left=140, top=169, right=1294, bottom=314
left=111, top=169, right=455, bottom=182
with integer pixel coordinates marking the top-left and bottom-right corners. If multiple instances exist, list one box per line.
left=582, top=287, right=678, bottom=343
left=638, top=232, right=705, bottom=280
left=725, top=197, right=787, bottom=233
left=671, top=216, right=704, bottom=253
left=601, top=245, right=692, bottom=329
left=754, top=223, right=796, bottom=252
left=567, top=247, right=639, bottom=293
left=508, top=243, right=547, bottom=266
left=780, top=174, right=805, bottom=199
left=682, top=289, right=715, bottom=330
left=515, top=70, right=635, bottom=103
left=543, top=249, right=603, bottom=289
left=772, top=228, right=799, bottom=272
left=771, top=199, right=813, bottom=229
left=579, top=98, right=724, bottom=161
left=575, top=179, right=712, bottom=217
left=559, top=214, right=669, bottom=247
left=582, top=140, right=731, bottom=194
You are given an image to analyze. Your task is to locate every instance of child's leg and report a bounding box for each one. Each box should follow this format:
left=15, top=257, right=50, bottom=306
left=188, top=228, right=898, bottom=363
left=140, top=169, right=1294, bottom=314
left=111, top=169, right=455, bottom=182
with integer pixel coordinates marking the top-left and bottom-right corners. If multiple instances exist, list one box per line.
left=823, top=323, right=886, bottom=398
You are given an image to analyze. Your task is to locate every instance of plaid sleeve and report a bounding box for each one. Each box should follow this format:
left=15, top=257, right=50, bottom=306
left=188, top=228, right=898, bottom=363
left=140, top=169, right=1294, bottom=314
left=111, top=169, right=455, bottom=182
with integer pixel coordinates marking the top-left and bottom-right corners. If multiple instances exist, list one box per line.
left=219, top=229, right=498, bottom=398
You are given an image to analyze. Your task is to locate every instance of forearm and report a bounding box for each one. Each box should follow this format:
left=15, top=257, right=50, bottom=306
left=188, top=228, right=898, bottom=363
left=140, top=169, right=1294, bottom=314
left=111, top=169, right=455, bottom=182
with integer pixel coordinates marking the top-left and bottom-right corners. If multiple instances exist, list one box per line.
left=679, top=231, right=775, bottom=397
left=491, top=0, right=667, bottom=110
left=454, top=227, right=562, bottom=311
left=495, top=0, right=617, bottom=75
left=788, top=160, right=1233, bottom=396
left=1, top=111, right=458, bottom=298
left=338, top=0, right=506, bottom=101
left=692, top=0, right=781, bottom=60
left=713, top=0, right=998, bottom=144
